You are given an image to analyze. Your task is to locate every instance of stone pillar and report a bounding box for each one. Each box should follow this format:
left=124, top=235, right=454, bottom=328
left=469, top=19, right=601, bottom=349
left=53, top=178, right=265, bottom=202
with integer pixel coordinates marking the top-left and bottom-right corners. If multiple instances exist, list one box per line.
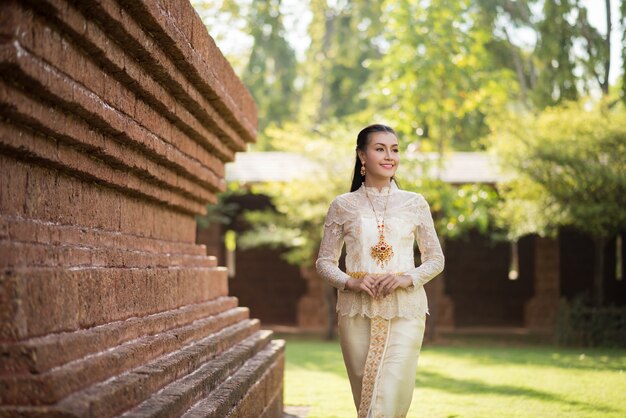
left=0, top=1, right=283, bottom=416
left=524, top=236, right=561, bottom=331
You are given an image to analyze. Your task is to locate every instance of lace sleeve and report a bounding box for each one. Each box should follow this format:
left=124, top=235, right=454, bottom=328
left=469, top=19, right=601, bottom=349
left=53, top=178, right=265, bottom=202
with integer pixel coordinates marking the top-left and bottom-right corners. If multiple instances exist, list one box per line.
left=405, top=195, right=445, bottom=287
left=315, top=199, right=351, bottom=290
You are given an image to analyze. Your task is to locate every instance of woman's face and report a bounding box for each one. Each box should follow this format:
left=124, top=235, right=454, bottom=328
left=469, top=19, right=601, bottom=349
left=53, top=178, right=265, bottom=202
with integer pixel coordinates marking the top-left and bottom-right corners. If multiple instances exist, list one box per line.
left=359, top=131, right=400, bottom=181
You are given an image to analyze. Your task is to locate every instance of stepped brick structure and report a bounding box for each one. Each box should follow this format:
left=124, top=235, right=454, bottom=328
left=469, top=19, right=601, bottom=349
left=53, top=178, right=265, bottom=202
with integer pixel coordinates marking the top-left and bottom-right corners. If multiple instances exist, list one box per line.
left=0, top=0, right=284, bottom=416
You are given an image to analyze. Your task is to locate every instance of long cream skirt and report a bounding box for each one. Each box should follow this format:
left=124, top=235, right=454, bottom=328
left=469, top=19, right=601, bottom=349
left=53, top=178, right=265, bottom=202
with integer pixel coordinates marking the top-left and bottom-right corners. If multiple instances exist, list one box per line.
left=338, top=314, right=426, bottom=418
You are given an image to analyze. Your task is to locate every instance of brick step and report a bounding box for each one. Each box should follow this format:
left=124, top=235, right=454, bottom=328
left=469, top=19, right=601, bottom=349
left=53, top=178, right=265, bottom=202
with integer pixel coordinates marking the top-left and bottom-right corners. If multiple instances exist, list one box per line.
left=0, top=319, right=262, bottom=417
left=3, top=0, right=230, bottom=191
left=122, top=330, right=279, bottom=418
left=0, top=240, right=217, bottom=270
left=0, top=90, right=210, bottom=215
left=183, top=338, right=285, bottom=418
left=1, top=296, right=238, bottom=375
left=69, top=0, right=253, bottom=151
left=0, top=267, right=229, bottom=342
left=54, top=320, right=263, bottom=418
left=0, top=307, right=253, bottom=405
left=0, top=215, right=209, bottom=257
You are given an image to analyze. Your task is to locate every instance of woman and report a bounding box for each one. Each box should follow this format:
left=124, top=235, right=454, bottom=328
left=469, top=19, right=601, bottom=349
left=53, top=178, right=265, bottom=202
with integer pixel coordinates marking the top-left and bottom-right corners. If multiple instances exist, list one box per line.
left=316, top=124, right=445, bottom=418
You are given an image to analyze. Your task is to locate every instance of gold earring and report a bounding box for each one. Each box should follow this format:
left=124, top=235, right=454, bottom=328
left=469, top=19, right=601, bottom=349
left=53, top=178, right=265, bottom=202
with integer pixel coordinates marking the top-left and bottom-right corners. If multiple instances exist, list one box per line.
left=360, top=162, right=366, bottom=176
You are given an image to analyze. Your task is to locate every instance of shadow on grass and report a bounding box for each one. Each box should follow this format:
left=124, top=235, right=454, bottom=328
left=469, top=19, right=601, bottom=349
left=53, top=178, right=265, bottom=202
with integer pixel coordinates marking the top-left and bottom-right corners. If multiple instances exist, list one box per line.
left=415, top=369, right=619, bottom=414
left=281, top=335, right=624, bottom=415
left=281, top=334, right=626, bottom=373
left=424, top=344, right=626, bottom=372
left=281, top=334, right=626, bottom=375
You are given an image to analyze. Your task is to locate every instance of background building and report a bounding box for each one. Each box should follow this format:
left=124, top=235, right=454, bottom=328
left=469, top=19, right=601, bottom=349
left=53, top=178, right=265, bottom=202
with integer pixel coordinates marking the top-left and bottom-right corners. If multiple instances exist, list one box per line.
left=200, top=152, right=626, bottom=336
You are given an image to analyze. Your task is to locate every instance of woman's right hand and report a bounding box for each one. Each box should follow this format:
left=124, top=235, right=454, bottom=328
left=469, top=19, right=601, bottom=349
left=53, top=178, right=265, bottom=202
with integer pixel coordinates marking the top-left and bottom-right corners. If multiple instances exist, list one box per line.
left=345, top=276, right=378, bottom=298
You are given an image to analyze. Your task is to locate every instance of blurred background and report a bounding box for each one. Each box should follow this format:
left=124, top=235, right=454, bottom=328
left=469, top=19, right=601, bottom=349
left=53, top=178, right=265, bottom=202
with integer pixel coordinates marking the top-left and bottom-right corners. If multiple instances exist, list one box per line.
left=191, top=0, right=626, bottom=347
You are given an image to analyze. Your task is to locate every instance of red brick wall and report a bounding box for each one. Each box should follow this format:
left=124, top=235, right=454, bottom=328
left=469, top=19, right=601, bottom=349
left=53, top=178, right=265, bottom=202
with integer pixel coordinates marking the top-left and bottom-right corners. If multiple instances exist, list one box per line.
left=560, top=228, right=626, bottom=306
left=196, top=195, right=308, bottom=326
left=444, top=230, right=535, bottom=327
left=230, top=247, right=308, bottom=325
left=0, top=1, right=283, bottom=416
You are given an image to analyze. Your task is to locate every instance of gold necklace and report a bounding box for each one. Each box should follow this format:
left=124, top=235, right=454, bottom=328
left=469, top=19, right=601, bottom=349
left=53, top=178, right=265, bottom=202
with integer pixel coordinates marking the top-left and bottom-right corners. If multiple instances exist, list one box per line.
left=363, top=184, right=394, bottom=267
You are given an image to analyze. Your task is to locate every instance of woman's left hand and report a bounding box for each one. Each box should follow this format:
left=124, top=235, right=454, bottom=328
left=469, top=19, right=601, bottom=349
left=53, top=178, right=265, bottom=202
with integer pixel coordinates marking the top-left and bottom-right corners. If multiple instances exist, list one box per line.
left=374, top=274, right=412, bottom=298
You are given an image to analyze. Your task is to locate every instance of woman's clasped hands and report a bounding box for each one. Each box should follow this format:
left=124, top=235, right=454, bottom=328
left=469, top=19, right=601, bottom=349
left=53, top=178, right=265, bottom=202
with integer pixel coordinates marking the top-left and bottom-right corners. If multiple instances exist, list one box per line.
left=345, top=274, right=413, bottom=299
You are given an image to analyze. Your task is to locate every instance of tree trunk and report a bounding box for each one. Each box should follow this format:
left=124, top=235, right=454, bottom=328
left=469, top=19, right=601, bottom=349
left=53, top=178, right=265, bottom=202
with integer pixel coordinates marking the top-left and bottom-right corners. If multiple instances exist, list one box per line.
left=603, top=0, right=612, bottom=96
left=316, top=11, right=335, bottom=124
left=622, top=0, right=626, bottom=105
left=592, top=235, right=607, bottom=307
left=503, top=27, right=530, bottom=108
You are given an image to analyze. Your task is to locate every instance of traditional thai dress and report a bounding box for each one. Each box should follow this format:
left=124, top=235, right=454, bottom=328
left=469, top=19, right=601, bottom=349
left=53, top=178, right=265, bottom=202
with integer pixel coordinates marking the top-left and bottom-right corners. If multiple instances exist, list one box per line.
left=316, top=182, right=445, bottom=418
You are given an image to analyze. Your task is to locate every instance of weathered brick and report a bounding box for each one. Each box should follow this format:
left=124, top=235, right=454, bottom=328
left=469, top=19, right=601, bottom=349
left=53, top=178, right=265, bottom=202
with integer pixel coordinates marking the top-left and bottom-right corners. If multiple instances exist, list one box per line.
left=52, top=321, right=255, bottom=417
left=182, top=337, right=284, bottom=418
left=0, top=315, right=257, bottom=407
left=24, top=269, right=81, bottom=338
left=0, top=158, right=27, bottom=217
left=0, top=0, right=279, bottom=415
left=0, top=297, right=240, bottom=375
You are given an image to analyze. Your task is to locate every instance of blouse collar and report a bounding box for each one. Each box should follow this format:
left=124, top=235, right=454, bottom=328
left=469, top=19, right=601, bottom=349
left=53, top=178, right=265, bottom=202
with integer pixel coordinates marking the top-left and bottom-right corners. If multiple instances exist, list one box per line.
left=359, top=181, right=399, bottom=196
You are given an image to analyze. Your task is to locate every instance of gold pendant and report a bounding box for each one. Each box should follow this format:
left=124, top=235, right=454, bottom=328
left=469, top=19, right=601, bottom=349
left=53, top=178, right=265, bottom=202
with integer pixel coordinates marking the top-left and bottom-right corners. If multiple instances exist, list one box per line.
left=370, top=234, right=394, bottom=267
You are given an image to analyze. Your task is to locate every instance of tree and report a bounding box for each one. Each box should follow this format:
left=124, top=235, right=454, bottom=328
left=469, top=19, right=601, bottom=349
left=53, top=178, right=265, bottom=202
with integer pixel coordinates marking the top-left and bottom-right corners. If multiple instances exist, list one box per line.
left=475, top=0, right=620, bottom=107
left=298, top=0, right=385, bottom=125
left=368, top=0, right=515, bottom=159
left=492, top=102, right=626, bottom=306
left=533, top=0, right=581, bottom=105
left=621, top=0, right=626, bottom=104
left=192, top=0, right=298, bottom=133
left=191, top=0, right=250, bottom=72
left=241, top=0, right=298, bottom=131
left=237, top=121, right=356, bottom=266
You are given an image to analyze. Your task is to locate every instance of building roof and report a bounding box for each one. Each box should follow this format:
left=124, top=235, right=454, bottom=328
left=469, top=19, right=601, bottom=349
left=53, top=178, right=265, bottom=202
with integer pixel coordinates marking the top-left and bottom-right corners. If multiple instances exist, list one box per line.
left=225, top=151, right=508, bottom=184
left=414, top=152, right=507, bottom=183
left=225, top=152, right=318, bottom=182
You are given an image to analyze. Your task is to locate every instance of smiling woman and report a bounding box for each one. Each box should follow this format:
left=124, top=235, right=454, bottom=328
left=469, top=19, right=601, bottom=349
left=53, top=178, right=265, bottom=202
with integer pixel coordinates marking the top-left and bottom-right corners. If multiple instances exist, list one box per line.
left=316, top=124, right=445, bottom=417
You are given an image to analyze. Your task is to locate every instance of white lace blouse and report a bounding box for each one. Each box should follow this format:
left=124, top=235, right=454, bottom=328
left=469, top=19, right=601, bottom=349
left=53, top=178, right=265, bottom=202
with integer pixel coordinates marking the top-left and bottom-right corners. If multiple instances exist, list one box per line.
left=315, top=182, right=445, bottom=319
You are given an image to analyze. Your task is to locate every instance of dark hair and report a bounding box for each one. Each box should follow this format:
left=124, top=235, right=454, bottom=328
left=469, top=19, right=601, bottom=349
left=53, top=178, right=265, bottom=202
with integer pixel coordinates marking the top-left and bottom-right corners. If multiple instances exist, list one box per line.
left=350, top=124, right=398, bottom=192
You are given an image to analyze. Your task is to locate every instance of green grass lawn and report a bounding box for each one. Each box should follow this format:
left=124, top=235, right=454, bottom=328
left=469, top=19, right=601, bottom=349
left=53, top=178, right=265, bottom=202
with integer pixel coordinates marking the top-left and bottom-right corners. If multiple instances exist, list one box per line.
left=280, top=333, right=626, bottom=418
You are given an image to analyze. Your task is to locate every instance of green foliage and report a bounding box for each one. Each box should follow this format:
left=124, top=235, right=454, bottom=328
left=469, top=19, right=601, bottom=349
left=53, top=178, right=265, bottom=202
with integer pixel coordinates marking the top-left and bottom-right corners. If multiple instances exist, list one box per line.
left=367, top=0, right=516, bottom=152
left=191, top=0, right=298, bottom=134
left=241, top=0, right=298, bottom=131
left=533, top=0, right=581, bottom=105
left=492, top=177, right=564, bottom=240
left=437, top=183, right=499, bottom=239
left=237, top=121, right=356, bottom=266
left=622, top=0, right=626, bottom=104
left=191, top=0, right=626, bottom=270
left=195, top=183, right=246, bottom=229
left=193, top=0, right=626, bottom=130
left=238, top=120, right=501, bottom=266
left=556, top=296, right=626, bottom=347
left=396, top=166, right=499, bottom=239
left=298, top=0, right=385, bottom=125
left=491, top=102, right=626, bottom=240
left=238, top=180, right=339, bottom=266
left=190, top=0, right=249, bottom=72
left=474, top=1, right=615, bottom=108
